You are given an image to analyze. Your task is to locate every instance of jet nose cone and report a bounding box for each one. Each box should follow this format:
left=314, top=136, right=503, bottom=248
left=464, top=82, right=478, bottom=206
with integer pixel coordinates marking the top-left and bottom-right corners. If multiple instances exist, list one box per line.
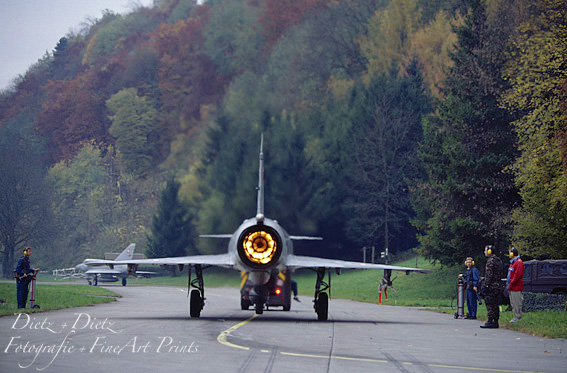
left=75, top=264, right=86, bottom=272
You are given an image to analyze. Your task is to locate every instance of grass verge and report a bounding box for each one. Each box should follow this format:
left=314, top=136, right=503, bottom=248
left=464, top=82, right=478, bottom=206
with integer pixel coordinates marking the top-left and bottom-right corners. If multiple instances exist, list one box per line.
left=293, top=256, right=457, bottom=307
left=429, top=306, right=567, bottom=338
left=0, top=283, right=120, bottom=317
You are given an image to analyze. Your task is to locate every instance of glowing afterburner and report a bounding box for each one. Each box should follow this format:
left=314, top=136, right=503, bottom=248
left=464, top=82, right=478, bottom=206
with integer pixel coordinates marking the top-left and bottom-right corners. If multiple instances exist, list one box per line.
left=242, top=231, right=277, bottom=264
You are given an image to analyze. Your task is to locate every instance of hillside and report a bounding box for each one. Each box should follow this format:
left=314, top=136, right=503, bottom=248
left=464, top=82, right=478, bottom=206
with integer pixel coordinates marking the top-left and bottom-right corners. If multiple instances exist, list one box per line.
left=1, top=0, right=566, bottom=275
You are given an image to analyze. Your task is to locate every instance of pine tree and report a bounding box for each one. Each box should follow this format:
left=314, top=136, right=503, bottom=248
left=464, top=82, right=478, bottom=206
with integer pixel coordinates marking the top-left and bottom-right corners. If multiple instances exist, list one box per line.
left=147, top=178, right=195, bottom=275
left=345, top=69, right=430, bottom=254
left=412, top=0, right=520, bottom=264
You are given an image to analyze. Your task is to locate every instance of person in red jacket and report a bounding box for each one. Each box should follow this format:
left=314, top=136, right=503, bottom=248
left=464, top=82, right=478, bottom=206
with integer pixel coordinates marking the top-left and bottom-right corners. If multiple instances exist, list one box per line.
left=507, top=247, right=524, bottom=323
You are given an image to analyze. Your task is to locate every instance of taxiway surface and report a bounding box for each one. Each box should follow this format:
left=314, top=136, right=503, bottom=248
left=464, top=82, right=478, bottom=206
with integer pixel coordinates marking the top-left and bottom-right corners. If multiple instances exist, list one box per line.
left=1, top=285, right=565, bottom=372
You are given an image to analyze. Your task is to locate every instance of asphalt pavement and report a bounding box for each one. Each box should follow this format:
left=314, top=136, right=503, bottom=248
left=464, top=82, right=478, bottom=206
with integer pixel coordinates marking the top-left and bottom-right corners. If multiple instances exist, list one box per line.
left=1, top=285, right=565, bottom=372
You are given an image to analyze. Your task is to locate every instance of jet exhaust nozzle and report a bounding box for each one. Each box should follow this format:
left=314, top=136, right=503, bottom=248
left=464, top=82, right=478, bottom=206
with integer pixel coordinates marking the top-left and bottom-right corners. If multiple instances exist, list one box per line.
left=237, top=225, right=282, bottom=269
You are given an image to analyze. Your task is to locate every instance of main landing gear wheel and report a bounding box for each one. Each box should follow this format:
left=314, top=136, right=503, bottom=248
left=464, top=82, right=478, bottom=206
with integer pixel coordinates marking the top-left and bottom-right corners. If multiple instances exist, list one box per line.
left=93, top=277, right=98, bottom=286
left=315, top=292, right=328, bottom=321
left=187, top=264, right=205, bottom=318
left=189, top=289, right=203, bottom=318
left=122, top=278, right=127, bottom=286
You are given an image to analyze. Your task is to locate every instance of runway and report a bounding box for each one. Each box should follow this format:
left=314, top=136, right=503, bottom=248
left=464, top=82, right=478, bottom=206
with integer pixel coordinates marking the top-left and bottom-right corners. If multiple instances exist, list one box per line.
left=1, top=285, right=565, bottom=372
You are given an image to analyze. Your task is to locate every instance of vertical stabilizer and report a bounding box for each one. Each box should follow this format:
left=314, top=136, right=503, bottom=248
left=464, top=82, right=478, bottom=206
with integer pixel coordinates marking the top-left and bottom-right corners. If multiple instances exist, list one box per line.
left=115, top=243, right=135, bottom=261
left=256, top=134, right=265, bottom=221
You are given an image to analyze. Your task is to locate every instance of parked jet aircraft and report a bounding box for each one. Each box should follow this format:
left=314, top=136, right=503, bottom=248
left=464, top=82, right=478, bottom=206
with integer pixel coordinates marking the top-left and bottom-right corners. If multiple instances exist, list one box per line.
left=104, top=137, right=430, bottom=320
left=74, top=243, right=155, bottom=286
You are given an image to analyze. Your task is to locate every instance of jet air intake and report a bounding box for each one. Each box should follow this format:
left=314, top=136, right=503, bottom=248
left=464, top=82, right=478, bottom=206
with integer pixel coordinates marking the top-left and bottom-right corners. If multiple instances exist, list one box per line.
left=238, top=226, right=282, bottom=268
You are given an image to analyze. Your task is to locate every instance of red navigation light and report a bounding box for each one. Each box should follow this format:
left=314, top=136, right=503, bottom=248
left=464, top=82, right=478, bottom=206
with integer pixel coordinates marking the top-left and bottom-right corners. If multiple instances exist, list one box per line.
left=275, top=288, right=282, bottom=295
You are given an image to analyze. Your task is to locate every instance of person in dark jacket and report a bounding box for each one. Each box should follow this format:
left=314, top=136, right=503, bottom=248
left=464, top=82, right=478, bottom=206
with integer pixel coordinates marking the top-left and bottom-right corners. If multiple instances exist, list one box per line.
left=480, top=245, right=503, bottom=329
left=462, top=257, right=480, bottom=319
left=15, top=247, right=39, bottom=309
left=507, top=247, right=524, bottom=323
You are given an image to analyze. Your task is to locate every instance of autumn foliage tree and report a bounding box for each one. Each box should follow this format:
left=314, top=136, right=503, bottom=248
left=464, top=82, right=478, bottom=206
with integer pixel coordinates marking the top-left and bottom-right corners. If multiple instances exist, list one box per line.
left=501, top=0, right=567, bottom=258
left=107, top=88, right=159, bottom=176
left=259, top=0, right=323, bottom=51
left=36, top=71, right=111, bottom=163
left=153, top=15, right=223, bottom=121
left=0, top=138, right=54, bottom=277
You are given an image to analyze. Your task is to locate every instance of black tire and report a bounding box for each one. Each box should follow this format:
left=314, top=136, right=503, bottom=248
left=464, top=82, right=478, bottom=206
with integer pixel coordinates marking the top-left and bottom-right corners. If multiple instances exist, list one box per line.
left=241, top=300, right=250, bottom=310
left=93, top=277, right=98, bottom=286
left=283, top=304, right=291, bottom=311
left=190, top=289, right=202, bottom=318
left=122, top=278, right=127, bottom=286
left=255, top=302, right=263, bottom=315
left=88, top=279, right=92, bottom=286
left=32, top=305, right=40, bottom=309
left=316, top=293, right=328, bottom=321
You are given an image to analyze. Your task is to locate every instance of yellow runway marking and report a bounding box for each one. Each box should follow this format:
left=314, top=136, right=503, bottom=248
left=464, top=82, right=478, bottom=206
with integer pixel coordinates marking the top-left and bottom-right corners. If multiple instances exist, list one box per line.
left=216, top=317, right=540, bottom=373
left=178, top=288, right=239, bottom=300
left=280, top=352, right=388, bottom=364
left=428, top=365, right=540, bottom=373
left=216, top=314, right=259, bottom=350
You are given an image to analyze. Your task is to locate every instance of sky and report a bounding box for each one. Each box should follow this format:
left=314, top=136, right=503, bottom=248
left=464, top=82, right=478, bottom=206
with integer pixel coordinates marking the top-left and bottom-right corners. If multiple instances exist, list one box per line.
left=0, top=0, right=154, bottom=91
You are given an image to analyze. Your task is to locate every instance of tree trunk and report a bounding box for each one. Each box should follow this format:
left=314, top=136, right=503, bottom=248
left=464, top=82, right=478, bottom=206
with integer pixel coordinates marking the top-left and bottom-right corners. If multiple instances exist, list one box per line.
left=2, top=243, right=15, bottom=278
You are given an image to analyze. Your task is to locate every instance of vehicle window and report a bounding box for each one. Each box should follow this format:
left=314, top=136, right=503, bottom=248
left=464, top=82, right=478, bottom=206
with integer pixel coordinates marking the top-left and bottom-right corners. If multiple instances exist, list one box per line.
left=524, top=264, right=531, bottom=279
left=541, top=263, right=555, bottom=276
left=561, top=263, right=567, bottom=276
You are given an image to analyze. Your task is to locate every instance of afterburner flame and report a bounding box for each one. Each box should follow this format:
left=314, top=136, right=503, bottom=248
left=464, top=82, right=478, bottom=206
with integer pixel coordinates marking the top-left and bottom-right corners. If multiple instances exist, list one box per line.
left=242, top=231, right=277, bottom=264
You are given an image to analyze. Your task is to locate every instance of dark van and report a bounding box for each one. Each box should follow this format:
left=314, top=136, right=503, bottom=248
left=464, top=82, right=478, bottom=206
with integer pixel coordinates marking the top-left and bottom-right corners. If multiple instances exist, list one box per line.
left=522, top=260, right=567, bottom=294
left=240, top=269, right=292, bottom=311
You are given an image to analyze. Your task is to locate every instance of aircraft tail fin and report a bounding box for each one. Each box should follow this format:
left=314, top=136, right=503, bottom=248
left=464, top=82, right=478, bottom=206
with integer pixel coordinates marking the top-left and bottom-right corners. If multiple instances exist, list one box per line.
left=115, top=243, right=135, bottom=261
left=256, top=134, right=264, bottom=219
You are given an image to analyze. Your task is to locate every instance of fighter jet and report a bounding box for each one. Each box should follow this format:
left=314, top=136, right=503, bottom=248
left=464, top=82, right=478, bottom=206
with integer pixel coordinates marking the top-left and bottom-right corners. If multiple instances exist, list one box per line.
left=74, top=243, right=155, bottom=286
left=104, top=137, right=430, bottom=320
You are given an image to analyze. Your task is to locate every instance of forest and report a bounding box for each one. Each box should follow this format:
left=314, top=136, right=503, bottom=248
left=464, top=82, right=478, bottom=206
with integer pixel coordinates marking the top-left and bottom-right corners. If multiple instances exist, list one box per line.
left=0, top=0, right=566, bottom=277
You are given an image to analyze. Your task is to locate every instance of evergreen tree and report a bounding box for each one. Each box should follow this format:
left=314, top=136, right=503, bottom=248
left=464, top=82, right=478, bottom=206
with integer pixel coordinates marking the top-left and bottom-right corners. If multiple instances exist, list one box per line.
left=305, top=68, right=430, bottom=259
left=147, top=178, right=195, bottom=275
left=412, top=0, right=520, bottom=265
left=346, top=69, right=430, bottom=254
left=195, top=109, right=314, bottom=254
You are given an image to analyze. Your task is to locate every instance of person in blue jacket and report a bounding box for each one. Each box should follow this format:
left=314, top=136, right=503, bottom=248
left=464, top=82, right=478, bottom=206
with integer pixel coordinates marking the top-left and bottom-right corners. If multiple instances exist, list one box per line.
left=463, top=257, right=480, bottom=319
left=15, top=247, right=39, bottom=309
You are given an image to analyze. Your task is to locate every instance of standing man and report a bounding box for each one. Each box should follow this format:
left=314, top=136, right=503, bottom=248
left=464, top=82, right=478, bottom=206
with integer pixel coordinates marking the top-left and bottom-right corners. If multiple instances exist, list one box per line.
left=463, top=257, right=480, bottom=319
left=507, top=247, right=524, bottom=323
left=480, top=245, right=503, bottom=329
left=15, top=247, right=39, bottom=309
